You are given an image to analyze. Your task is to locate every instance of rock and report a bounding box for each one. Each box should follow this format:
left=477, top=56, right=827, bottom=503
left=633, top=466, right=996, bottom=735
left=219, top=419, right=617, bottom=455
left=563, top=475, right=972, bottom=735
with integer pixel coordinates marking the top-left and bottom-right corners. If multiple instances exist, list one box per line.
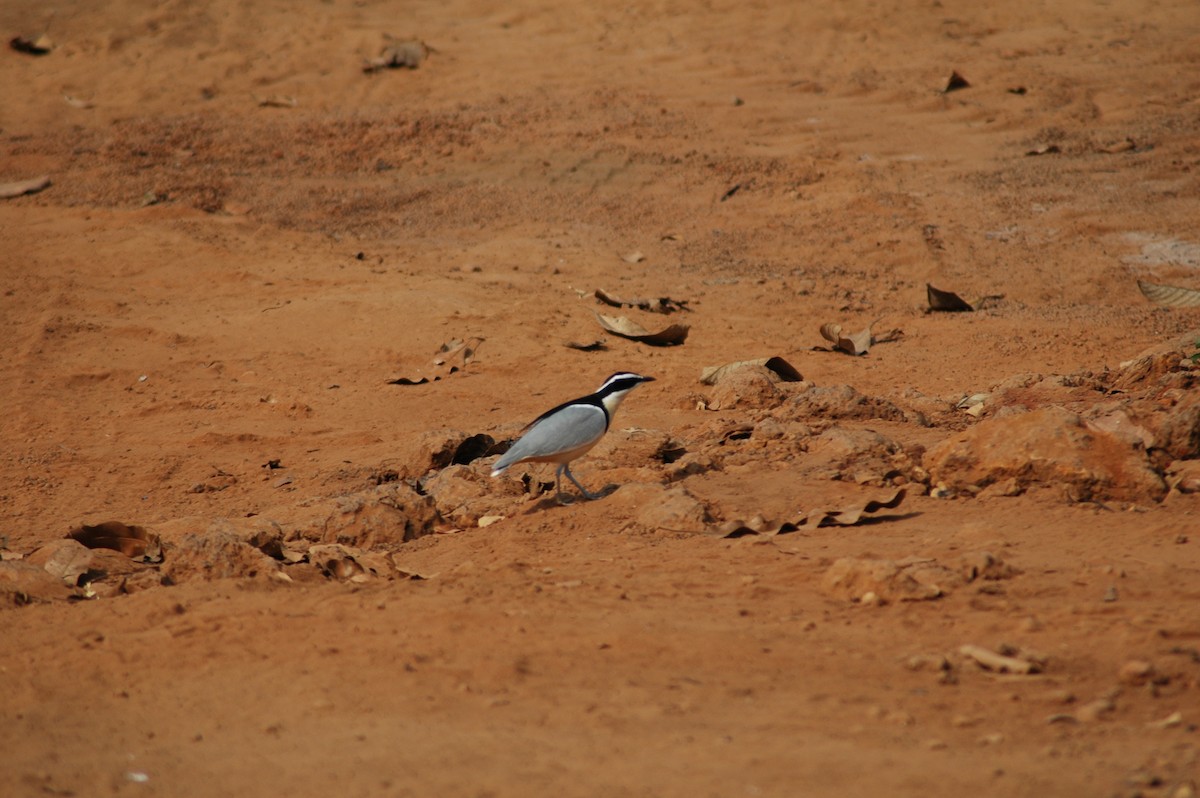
left=26, top=539, right=93, bottom=585
left=807, top=427, right=925, bottom=486
left=961, top=551, right=1019, bottom=582
left=924, top=406, right=1167, bottom=502
left=414, top=429, right=501, bottom=474
left=1075, top=697, right=1115, bottom=722
left=0, top=560, right=77, bottom=605
left=779, top=383, right=910, bottom=423
left=1144, top=391, right=1200, bottom=460
left=301, top=482, right=441, bottom=545
left=822, top=556, right=964, bottom=602
left=161, top=527, right=281, bottom=584
left=618, top=483, right=711, bottom=532
left=1118, top=659, right=1156, bottom=686
left=704, top=365, right=784, bottom=410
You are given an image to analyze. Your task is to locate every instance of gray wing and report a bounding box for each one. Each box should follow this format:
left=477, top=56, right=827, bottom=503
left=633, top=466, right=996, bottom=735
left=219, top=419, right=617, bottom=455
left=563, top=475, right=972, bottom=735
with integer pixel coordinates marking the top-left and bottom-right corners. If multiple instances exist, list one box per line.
left=493, top=404, right=607, bottom=472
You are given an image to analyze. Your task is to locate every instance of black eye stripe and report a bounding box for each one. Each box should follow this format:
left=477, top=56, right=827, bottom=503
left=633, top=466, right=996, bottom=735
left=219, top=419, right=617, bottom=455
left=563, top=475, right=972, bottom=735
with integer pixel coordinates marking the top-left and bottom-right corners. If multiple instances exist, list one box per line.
left=597, top=373, right=652, bottom=394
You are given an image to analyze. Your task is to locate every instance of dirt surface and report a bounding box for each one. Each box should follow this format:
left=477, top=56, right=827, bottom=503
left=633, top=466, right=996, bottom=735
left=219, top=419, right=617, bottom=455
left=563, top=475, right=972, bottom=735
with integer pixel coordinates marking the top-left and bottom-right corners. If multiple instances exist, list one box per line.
left=3, top=1, right=1200, bottom=795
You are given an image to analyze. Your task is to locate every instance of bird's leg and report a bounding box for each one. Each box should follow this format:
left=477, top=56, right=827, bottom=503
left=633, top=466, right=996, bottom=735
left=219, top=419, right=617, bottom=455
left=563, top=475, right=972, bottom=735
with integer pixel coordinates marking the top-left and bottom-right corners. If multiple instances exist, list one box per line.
left=561, top=462, right=600, bottom=501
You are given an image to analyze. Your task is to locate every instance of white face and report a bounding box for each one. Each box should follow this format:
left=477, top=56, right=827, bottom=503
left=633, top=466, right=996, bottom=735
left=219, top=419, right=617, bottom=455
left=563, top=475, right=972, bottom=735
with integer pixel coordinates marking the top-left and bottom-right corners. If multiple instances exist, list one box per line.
left=599, top=387, right=634, bottom=416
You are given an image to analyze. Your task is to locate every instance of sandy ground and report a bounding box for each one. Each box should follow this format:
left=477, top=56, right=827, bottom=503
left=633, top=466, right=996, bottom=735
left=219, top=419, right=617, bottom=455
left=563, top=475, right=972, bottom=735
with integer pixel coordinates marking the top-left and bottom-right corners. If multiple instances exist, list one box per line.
left=3, top=0, right=1200, bottom=795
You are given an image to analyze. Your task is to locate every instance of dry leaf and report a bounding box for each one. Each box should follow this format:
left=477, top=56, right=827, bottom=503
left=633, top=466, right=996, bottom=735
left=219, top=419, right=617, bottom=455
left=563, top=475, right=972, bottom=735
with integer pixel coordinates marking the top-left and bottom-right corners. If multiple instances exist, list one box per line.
left=1137, top=280, right=1200, bottom=308
left=700, top=356, right=803, bottom=385
left=706, top=489, right=907, bottom=538
left=1098, top=138, right=1136, bottom=154
left=1025, top=144, right=1060, bottom=156
left=564, top=339, right=607, bottom=351
left=387, top=336, right=484, bottom=384
left=63, top=95, right=94, bottom=109
left=0, top=175, right=51, bottom=199
left=819, top=322, right=875, bottom=356
left=622, top=251, right=646, bottom=264
left=594, top=288, right=689, bottom=314
left=817, top=488, right=907, bottom=526
left=68, top=521, right=163, bottom=561
left=363, top=38, right=431, bottom=72
left=943, top=71, right=971, bottom=93
left=595, top=313, right=689, bottom=346
left=256, top=95, right=297, bottom=108
left=28, top=540, right=93, bottom=584
left=959, top=644, right=1041, bottom=674
left=10, top=34, right=53, bottom=55
left=926, top=284, right=975, bottom=312
left=708, top=517, right=805, bottom=539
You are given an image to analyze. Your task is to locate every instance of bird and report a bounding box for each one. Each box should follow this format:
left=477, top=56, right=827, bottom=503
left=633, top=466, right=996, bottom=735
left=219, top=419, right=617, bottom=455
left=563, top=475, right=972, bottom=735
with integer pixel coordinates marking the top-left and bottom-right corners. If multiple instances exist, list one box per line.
left=491, top=372, right=655, bottom=501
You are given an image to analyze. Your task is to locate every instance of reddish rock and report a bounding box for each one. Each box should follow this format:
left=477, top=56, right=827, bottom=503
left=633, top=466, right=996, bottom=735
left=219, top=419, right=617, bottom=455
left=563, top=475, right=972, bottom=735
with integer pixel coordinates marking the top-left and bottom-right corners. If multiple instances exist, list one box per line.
left=925, top=406, right=1166, bottom=502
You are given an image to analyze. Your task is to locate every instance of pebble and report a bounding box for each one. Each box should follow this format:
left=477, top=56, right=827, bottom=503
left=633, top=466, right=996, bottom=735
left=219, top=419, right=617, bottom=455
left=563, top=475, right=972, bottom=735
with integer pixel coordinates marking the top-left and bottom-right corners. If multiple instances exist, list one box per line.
left=1119, top=659, right=1156, bottom=685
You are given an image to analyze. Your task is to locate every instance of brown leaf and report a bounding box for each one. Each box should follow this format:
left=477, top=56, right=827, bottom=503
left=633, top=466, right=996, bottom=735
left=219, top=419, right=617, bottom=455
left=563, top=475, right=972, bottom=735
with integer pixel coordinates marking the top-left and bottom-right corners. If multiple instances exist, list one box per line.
left=387, top=336, right=484, bottom=384
left=0, top=175, right=51, bottom=199
left=594, top=288, right=689, bottom=314
left=564, top=339, right=607, bottom=351
left=9, top=34, right=53, bottom=55
left=308, top=544, right=397, bottom=582
left=1138, top=280, right=1200, bottom=308
left=705, top=489, right=907, bottom=537
left=68, top=521, right=162, bottom=561
left=363, top=38, right=431, bottom=72
left=819, top=322, right=874, bottom=356
left=926, top=283, right=975, bottom=312
left=816, top=488, right=907, bottom=527
left=256, top=94, right=297, bottom=108
left=943, top=71, right=971, bottom=93
left=700, top=356, right=803, bottom=385
left=1098, top=138, right=1136, bottom=154
left=707, top=517, right=804, bottom=539
left=27, top=540, right=93, bottom=584
left=595, top=313, right=689, bottom=346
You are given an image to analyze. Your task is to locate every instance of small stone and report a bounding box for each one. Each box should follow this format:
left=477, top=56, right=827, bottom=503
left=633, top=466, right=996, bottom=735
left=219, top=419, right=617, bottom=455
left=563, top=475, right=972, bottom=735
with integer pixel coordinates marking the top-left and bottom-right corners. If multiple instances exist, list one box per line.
left=1146, top=711, right=1184, bottom=729
left=1119, top=659, right=1156, bottom=685
left=1171, top=781, right=1196, bottom=798
left=860, top=590, right=884, bottom=606
left=1075, top=697, right=1115, bottom=722
left=1103, top=586, right=1119, bottom=602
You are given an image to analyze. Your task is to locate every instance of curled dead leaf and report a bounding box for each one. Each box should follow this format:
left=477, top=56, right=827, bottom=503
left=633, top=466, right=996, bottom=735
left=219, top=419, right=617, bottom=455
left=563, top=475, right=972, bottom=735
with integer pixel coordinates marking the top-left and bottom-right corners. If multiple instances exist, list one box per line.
left=594, top=288, right=689, bottom=314
left=943, top=71, right=970, bottom=93
left=926, top=284, right=975, bottom=312
left=68, top=521, right=163, bottom=562
left=256, top=95, right=298, bottom=108
left=363, top=38, right=431, bottom=73
left=595, top=313, right=689, bottom=346
left=564, top=339, right=607, bottom=351
left=818, top=322, right=901, bottom=357
left=0, top=175, right=51, bottom=199
left=1098, top=138, right=1136, bottom=154
left=1137, top=280, right=1200, bottom=308
left=705, top=489, right=907, bottom=538
left=699, top=356, right=803, bottom=385
left=926, top=284, right=1004, bottom=313
left=387, top=336, right=484, bottom=385
left=10, top=33, right=53, bottom=55
left=959, top=644, right=1042, bottom=675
